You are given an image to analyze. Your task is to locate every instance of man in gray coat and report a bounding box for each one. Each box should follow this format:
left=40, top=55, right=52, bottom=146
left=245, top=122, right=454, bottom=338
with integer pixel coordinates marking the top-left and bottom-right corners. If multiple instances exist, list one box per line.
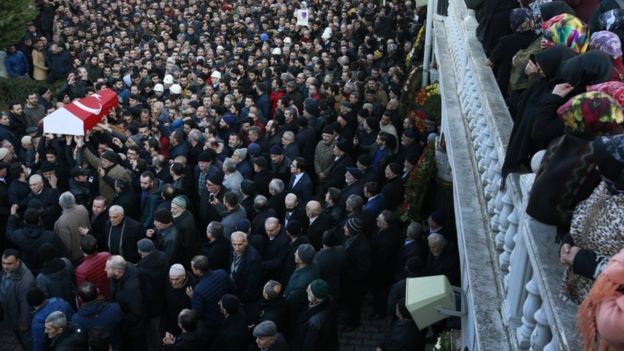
left=0, top=249, right=36, bottom=350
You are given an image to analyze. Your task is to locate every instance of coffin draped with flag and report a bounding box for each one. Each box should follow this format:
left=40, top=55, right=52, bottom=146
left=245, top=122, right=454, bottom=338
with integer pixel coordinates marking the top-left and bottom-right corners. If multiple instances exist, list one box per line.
left=43, top=89, right=118, bottom=136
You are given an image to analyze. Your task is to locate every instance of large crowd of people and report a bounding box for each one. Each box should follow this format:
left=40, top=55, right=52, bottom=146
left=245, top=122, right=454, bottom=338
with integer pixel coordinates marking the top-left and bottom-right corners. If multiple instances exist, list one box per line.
left=477, top=0, right=624, bottom=349
left=0, top=0, right=461, bottom=350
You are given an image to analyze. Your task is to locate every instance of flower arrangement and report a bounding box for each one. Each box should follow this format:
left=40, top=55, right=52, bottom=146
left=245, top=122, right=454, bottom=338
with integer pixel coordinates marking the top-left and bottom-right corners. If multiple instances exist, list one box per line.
left=401, top=138, right=436, bottom=222
left=434, top=330, right=454, bottom=351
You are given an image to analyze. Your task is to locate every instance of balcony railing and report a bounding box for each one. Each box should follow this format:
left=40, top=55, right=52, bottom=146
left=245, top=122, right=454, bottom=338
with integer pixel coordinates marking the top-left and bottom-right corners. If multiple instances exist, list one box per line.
left=431, top=0, right=581, bottom=349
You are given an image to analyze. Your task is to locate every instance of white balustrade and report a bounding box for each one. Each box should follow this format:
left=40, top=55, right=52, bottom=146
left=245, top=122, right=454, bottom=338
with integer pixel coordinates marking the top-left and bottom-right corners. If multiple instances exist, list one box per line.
left=435, top=0, right=580, bottom=349
left=517, top=275, right=541, bottom=349
left=530, top=306, right=553, bottom=351
left=500, top=208, right=519, bottom=277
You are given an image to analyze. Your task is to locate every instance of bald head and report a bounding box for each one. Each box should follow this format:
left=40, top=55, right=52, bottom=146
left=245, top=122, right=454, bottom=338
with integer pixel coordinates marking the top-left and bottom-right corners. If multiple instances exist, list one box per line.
left=306, top=200, right=322, bottom=218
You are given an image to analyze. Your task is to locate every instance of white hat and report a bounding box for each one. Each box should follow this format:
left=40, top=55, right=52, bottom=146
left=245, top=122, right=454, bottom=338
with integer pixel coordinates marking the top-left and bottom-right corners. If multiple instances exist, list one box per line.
left=272, top=47, right=282, bottom=55
left=154, top=83, right=164, bottom=92
left=163, top=74, right=174, bottom=84
left=211, top=71, right=222, bottom=79
left=169, top=84, right=182, bottom=95
left=283, top=37, right=292, bottom=45
left=216, top=45, right=224, bottom=52
left=21, top=135, right=32, bottom=145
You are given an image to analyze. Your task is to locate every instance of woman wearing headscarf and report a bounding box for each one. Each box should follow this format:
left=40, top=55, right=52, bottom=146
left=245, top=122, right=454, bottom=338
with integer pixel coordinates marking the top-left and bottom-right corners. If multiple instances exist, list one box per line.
left=530, top=50, right=613, bottom=147
left=590, top=31, right=624, bottom=81
left=526, top=92, right=624, bottom=239
left=501, top=46, right=577, bottom=180
left=476, top=0, right=519, bottom=55
left=559, top=133, right=624, bottom=305
left=578, top=248, right=624, bottom=351
left=507, top=5, right=580, bottom=118
left=589, top=0, right=624, bottom=39
left=486, top=8, right=538, bottom=97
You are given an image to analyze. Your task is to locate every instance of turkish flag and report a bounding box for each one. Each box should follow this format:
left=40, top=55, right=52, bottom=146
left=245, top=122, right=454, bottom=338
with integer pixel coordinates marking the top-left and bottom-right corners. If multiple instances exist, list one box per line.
left=43, top=89, right=118, bottom=136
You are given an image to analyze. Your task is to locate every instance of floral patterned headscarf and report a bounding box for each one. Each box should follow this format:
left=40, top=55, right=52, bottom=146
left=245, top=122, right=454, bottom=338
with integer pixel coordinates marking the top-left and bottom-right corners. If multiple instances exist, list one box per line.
left=557, top=91, right=624, bottom=134
left=541, top=14, right=589, bottom=54
left=587, top=81, right=624, bottom=107
left=510, top=8, right=535, bottom=33
left=590, top=31, right=623, bottom=59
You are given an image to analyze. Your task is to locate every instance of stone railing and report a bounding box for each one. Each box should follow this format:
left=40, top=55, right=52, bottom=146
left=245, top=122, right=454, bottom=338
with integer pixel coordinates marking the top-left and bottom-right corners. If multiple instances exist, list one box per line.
left=431, top=0, right=581, bottom=350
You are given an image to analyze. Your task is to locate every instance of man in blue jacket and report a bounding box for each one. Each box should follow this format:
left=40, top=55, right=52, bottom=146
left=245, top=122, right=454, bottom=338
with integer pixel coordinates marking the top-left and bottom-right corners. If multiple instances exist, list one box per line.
left=72, top=282, right=122, bottom=351
left=189, top=255, right=235, bottom=346
left=4, top=45, right=29, bottom=78
left=27, top=287, right=74, bottom=351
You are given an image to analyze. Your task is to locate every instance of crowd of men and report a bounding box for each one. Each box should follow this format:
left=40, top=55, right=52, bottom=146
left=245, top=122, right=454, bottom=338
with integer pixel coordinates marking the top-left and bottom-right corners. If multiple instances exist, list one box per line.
left=0, top=0, right=461, bottom=350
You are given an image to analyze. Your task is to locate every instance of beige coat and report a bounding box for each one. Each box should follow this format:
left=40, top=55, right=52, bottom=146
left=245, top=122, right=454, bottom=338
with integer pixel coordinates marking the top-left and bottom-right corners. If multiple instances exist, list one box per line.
left=32, top=49, right=48, bottom=81
left=83, top=147, right=131, bottom=205
left=54, top=205, right=91, bottom=262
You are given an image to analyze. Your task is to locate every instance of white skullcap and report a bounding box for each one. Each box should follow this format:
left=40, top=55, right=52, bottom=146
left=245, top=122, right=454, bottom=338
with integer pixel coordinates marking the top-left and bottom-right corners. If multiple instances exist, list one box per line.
left=169, top=264, right=186, bottom=277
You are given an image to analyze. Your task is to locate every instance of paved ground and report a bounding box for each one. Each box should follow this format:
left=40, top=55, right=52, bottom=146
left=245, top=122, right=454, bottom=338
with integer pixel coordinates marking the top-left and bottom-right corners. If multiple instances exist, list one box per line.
left=339, top=304, right=392, bottom=351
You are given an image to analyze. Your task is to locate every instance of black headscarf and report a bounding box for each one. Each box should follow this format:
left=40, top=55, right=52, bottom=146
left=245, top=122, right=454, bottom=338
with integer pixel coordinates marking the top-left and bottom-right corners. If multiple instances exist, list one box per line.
left=501, top=46, right=578, bottom=180
left=558, top=50, right=613, bottom=88
left=540, top=1, right=576, bottom=22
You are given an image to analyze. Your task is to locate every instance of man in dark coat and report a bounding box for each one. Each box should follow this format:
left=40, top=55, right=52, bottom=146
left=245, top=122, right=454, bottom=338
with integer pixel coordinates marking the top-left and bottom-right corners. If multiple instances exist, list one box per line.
left=104, top=205, right=145, bottom=264
left=261, top=217, right=290, bottom=281
left=287, top=157, right=313, bottom=204
left=381, top=163, right=405, bottom=211
left=44, top=311, right=87, bottom=350
left=304, top=201, right=332, bottom=250
left=395, top=222, right=428, bottom=281
left=6, top=206, right=66, bottom=275
left=251, top=195, right=277, bottom=236
left=170, top=196, right=198, bottom=268
left=211, top=294, right=249, bottom=351
left=342, top=217, right=371, bottom=331
left=105, top=255, right=146, bottom=350
left=253, top=320, right=290, bottom=351
left=269, top=146, right=292, bottom=184
left=164, top=264, right=195, bottom=336
left=283, top=193, right=308, bottom=232
left=425, top=233, right=460, bottom=286
left=256, top=280, right=290, bottom=334
left=314, top=230, right=347, bottom=301
left=370, top=211, right=402, bottom=319
left=229, top=231, right=263, bottom=322
left=284, top=244, right=320, bottom=321
left=268, top=179, right=287, bottom=219
left=72, top=282, right=123, bottom=350
left=136, top=239, right=169, bottom=351
left=377, top=297, right=426, bottom=351
left=26, top=174, right=61, bottom=230
left=189, top=255, right=235, bottom=340
left=162, top=309, right=210, bottom=350
left=324, top=139, right=353, bottom=191
left=280, top=220, right=311, bottom=285
left=338, top=168, right=365, bottom=206
left=291, top=280, right=338, bottom=351
left=252, top=156, right=274, bottom=197
left=203, top=221, right=230, bottom=271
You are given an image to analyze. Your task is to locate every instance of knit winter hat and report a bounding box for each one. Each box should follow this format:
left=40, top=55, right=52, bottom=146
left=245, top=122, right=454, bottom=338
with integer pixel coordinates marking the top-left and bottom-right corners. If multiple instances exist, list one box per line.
left=171, top=196, right=187, bottom=209
left=137, top=238, right=155, bottom=253
left=101, top=150, right=118, bottom=163
left=296, top=244, right=316, bottom=265
left=309, top=279, right=329, bottom=300
left=346, top=217, right=364, bottom=234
